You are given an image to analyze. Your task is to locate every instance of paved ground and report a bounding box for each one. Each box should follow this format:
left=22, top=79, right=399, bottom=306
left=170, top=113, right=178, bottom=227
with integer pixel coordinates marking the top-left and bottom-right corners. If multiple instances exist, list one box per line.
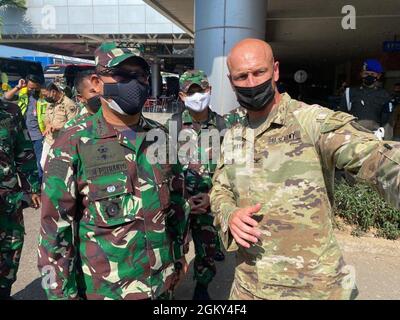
left=10, top=113, right=400, bottom=300
left=10, top=208, right=400, bottom=300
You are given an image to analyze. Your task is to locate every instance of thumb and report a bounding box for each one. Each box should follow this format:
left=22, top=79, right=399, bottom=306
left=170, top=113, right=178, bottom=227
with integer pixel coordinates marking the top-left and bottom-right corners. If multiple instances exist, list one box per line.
left=245, top=203, right=262, bottom=215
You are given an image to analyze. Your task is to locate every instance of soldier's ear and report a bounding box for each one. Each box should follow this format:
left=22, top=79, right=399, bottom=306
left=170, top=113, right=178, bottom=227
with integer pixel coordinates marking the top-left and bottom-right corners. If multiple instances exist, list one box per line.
left=90, top=74, right=103, bottom=94
left=273, top=61, right=280, bottom=83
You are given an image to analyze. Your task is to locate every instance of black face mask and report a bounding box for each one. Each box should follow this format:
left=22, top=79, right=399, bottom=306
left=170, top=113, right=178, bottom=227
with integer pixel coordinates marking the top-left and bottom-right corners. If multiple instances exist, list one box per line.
left=86, top=95, right=102, bottom=114
left=45, top=97, right=55, bottom=104
left=29, top=90, right=40, bottom=99
left=234, top=78, right=275, bottom=111
left=362, top=75, right=377, bottom=87
left=103, top=79, right=149, bottom=115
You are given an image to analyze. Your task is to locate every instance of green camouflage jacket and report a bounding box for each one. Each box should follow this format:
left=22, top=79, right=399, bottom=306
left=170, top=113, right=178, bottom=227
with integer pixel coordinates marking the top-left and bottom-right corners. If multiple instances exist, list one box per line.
left=211, top=93, right=400, bottom=300
left=0, top=100, right=40, bottom=208
left=168, top=108, right=246, bottom=198
left=63, top=102, right=91, bottom=130
left=38, top=109, right=190, bottom=300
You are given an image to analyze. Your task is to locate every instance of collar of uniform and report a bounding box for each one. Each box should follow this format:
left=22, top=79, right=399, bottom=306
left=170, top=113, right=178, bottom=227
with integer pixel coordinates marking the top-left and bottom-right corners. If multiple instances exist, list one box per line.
left=243, top=92, right=291, bottom=141
left=93, top=109, right=154, bottom=139
left=56, top=93, right=65, bottom=104
left=182, top=108, right=216, bottom=128
left=93, top=108, right=117, bottom=139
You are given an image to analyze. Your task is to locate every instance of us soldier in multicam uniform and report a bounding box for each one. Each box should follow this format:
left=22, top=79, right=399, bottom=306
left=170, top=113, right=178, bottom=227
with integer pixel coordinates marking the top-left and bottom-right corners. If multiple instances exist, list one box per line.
left=211, top=39, right=400, bottom=300
left=0, top=100, right=40, bottom=300
left=169, top=70, right=245, bottom=299
left=37, top=42, right=190, bottom=300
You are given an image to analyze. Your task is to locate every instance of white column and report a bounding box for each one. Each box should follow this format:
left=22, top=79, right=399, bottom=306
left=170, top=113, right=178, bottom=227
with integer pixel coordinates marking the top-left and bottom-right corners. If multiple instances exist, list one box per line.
left=194, top=0, right=267, bottom=114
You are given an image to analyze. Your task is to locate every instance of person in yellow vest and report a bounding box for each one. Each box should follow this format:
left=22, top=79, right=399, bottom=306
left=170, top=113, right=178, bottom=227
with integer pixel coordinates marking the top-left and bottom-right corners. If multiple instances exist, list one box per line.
left=3, top=74, right=47, bottom=182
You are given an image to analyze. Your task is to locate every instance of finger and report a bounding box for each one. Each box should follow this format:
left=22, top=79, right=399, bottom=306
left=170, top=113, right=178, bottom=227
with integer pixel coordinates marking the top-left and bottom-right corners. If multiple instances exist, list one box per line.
left=244, top=203, right=262, bottom=215
left=234, top=219, right=261, bottom=238
left=194, top=199, right=207, bottom=208
left=230, top=228, right=251, bottom=248
left=191, top=194, right=203, bottom=199
left=231, top=224, right=259, bottom=244
left=190, top=204, right=202, bottom=211
left=241, top=215, right=259, bottom=228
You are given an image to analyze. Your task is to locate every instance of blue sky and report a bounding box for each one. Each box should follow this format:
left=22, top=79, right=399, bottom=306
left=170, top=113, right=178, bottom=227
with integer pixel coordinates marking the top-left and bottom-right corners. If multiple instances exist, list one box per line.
left=0, top=45, right=51, bottom=58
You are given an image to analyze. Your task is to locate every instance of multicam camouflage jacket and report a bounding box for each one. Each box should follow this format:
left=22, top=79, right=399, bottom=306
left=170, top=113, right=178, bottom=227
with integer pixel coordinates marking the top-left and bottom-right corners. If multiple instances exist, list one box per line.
left=210, top=92, right=400, bottom=300
left=0, top=100, right=40, bottom=206
left=168, top=107, right=246, bottom=198
left=38, top=109, right=190, bottom=300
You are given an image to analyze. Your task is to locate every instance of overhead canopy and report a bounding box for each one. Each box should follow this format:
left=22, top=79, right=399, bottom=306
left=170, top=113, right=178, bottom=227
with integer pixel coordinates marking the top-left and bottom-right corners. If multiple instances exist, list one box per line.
left=144, top=0, right=400, bottom=64
left=1, top=34, right=194, bottom=60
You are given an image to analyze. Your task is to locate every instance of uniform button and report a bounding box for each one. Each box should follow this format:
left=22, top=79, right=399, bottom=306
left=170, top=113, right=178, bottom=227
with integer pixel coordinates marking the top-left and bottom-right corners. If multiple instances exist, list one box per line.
left=106, top=203, right=119, bottom=217
left=176, top=237, right=183, bottom=245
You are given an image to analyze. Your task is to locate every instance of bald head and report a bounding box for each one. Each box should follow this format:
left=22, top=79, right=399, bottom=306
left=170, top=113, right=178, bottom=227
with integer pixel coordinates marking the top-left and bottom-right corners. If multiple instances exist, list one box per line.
left=227, top=38, right=278, bottom=89
left=227, top=39, right=274, bottom=71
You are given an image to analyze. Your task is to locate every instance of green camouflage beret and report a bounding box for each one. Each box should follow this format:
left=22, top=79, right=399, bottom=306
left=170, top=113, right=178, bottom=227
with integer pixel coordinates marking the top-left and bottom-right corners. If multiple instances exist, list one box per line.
left=179, top=69, right=210, bottom=93
left=94, top=42, right=144, bottom=68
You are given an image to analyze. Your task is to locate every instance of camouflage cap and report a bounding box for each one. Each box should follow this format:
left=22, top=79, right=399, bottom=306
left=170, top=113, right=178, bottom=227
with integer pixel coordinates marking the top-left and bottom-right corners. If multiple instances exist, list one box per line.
left=46, top=76, right=67, bottom=91
left=94, top=42, right=147, bottom=69
left=179, top=69, right=210, bottom=93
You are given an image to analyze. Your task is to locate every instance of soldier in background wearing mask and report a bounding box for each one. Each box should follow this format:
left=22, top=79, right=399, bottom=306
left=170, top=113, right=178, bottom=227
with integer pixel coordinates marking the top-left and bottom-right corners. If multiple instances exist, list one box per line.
left=339, top=59, right=392, bottom=139
left=169, top=70, right=246, bottom=299
left=64, top=71, right=102, bottom=130
left=40, top=81, right=78, bottom=169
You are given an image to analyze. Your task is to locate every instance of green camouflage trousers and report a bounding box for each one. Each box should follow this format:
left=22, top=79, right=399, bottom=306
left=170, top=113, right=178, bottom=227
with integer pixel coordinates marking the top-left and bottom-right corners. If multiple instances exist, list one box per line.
left=0, top=193, right=24, bottom=290
left=190, top=212, right=221, bottom=286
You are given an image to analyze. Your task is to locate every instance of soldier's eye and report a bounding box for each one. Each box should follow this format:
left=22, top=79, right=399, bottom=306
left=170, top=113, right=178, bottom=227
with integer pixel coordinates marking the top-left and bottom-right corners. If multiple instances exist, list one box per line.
left=254, top=70, right=266, bottom=77
left=235, top=74, right=248, bottom=81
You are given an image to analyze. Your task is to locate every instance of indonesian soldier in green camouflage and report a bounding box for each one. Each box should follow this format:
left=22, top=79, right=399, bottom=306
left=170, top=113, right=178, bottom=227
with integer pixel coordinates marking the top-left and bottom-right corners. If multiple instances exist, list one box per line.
left=0, top=100, right=40, bottom=300
left=167, top=69, right=245, bottom=299
left=38, top=42, right=190, bottom=300
left=64, top=71, right=102, bottom=130
left=210, top=39, right=400, bottom=300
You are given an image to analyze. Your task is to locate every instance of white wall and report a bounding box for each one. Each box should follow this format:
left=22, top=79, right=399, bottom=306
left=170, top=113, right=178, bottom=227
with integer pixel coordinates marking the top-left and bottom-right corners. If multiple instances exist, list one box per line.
left=0, top=0, right=184, bottom=35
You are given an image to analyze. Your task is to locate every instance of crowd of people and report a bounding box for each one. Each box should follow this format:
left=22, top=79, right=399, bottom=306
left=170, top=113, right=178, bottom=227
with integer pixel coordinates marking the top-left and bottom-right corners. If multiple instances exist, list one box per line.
left=1, top=39, right=400, bottom=300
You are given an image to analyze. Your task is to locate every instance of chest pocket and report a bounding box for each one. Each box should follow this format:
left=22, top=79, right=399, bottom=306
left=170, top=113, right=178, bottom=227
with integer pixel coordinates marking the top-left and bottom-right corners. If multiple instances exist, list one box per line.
left=80, top=140, right=136, bottom=227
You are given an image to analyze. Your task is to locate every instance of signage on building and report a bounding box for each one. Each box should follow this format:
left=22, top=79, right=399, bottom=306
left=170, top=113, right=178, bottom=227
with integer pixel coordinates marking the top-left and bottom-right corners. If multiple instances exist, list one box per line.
left=383, top=41, right=400, bottom=52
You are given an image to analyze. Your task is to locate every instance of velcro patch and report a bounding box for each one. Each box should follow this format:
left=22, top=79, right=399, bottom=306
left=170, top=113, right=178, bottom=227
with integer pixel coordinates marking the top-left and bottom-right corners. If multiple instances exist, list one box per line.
left=47, top=159, right=70, bottom=180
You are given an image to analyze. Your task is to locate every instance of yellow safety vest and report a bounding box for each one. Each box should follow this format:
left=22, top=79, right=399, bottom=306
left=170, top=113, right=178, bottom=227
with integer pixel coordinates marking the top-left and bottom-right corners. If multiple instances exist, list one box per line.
left=17, top=87, right=47, bottom=133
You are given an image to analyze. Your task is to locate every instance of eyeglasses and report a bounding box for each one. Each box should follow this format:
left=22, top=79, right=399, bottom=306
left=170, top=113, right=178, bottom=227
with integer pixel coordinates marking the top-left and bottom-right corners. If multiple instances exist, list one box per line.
left=97, top=68, right=149, bottom=84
